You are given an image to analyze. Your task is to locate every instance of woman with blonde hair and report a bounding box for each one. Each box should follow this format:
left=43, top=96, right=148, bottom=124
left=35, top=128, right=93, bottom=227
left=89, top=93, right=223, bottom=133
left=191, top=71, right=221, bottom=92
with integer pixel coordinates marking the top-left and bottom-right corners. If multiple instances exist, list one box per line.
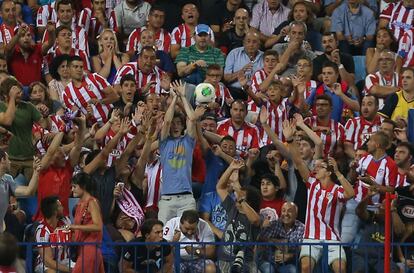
left=92, top=29, right=129, bottom=84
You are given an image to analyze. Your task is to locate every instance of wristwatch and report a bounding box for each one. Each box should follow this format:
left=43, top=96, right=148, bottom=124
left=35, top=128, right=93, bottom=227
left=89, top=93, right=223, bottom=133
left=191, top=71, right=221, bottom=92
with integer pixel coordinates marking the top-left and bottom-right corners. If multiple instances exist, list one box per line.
left=195, top=248, right=201, bottom=256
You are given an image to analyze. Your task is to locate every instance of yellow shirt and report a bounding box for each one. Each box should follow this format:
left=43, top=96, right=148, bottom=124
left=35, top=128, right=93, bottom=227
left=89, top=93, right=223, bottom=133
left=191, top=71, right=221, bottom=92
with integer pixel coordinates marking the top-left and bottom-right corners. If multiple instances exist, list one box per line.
left=379, top=90, right=414, bottom=120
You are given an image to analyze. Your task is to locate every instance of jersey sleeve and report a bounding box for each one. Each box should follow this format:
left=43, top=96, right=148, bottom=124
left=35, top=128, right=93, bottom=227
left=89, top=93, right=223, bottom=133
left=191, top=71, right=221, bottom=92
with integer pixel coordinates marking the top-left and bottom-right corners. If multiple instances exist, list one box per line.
left=380, top=3, right=393, bottom=20
left=163, top=219, right=176, bottom=242
left=378, top=93, right=399, bottom=119
left=113, top=65, right=133, bottom=85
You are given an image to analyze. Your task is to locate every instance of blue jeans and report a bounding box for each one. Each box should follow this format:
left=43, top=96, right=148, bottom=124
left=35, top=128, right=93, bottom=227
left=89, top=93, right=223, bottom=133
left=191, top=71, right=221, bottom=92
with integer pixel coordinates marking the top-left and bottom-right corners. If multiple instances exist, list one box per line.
left=258, top=261, right=296, bottom=273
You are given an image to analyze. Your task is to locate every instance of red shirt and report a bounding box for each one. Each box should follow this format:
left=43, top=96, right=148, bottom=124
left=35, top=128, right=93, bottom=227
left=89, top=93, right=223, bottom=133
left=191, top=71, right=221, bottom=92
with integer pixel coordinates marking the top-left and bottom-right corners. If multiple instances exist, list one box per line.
left=0, top=266, right=17, bottom=273
left=34, top=161, right=73, bottom=221
left=260, top=198, right=285, bottom=221
left=9, top=44, right=43, bottom=86
left=192, top=143, right=206, bottom=183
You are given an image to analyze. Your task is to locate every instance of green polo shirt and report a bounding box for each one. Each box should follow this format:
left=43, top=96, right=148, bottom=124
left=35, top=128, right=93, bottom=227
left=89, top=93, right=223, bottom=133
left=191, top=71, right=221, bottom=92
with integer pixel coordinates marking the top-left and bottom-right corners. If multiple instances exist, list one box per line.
left=0, top=101, right=41, bottom=160
left=175, top=45, right=225, bottom=78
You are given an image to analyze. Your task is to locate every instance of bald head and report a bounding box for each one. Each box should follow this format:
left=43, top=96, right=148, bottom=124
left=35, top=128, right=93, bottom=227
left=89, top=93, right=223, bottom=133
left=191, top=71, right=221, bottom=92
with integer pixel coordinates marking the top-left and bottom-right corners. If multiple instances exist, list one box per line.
left=243, top=31, right=260, bottom=57
left=281, top=201, right=298, bottom=226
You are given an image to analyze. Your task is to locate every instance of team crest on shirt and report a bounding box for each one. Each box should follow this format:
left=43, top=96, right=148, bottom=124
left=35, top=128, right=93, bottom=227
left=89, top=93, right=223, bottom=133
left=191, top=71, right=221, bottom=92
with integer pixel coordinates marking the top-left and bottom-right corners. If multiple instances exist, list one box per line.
left=155, top=39, right=162, bottom=48
left=377, top=168, right=384, bottom=176
left=361, top=133, right=371, bottom=143
left=326, top=192, right=333, bottom=202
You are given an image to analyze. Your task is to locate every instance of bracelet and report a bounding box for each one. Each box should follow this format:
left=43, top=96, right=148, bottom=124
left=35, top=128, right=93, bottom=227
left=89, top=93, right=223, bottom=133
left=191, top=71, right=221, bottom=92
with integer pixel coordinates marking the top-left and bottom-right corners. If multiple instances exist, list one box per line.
left=338, top=64, right=344, bottom=69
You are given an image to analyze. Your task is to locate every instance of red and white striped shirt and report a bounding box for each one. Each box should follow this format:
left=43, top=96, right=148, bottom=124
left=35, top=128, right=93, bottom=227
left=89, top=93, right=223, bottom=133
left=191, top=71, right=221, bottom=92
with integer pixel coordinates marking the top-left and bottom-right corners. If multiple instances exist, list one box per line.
left=380, top=1, right=414, bottom=40
left=398, top=29, right=414, bottom=69
left=304, top=175, right=346, bottom=241
left=344, top=115, right=383, bottom=150
left=145, top=158, right=162, bottom=210
left=304, top=116, right=345, bottom=157
left=213, top=82, right=233, bottom=118
left=63, top=73, right=112, bottom=123
left=42, top=21, right=88, bottom=54
left=216, top=118, right=260, bottom=158
left=36, top=3, right=57, bottom=27
left=126, top=26, right=171, bottom=53
left=32, top=115, right=65, bottom=155
left=259, top=98, right=290, bottom=146
left=355, top=154, right=398, bottom=203
left=171, top=23, right=215, bottom=48
left=251, top=69, right=270, bottom=94
left=364, top=71, right=401, bottom=109
left=43, top=47, right=91, bottom=74
left=0, top=23, right=18, bottom=45
left=35, top=218, right=71, bottom=268
left=113, top=62, right=166, bottom=94
left=78, top=8, right=118, bottom=38
left=103, top=126, right=137, bottom=167
left=397, top=172, right=409, bottom=187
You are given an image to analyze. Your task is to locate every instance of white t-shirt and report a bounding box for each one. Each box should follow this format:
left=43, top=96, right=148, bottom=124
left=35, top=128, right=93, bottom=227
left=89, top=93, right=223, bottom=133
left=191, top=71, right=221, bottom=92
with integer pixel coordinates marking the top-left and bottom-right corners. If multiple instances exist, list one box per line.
left=163, top=217, right=215, bottom=260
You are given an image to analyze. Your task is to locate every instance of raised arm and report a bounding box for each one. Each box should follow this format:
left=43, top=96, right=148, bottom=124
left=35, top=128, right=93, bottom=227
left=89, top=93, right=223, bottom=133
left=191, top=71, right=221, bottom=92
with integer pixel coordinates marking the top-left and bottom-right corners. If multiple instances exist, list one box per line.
left=259, top=106, right=291, bottom=159
left=69, top=116, right=86, bottom=167
left=0, top=86, right=20, bottom=126
left=15, top=157, right=41, bottom=196
left=172, top=81, right=196, bottom=138
left=216, top=159, right=244, bottom=201
left=41, top=22, right=56, bottom=55
left=329, top=157, right=354, bottom=199
left=40, top=132, right=64, bottom=171
left=160, top=92, right=178, bottom=141
left=282, top=119, right=310, bottom=182
left=94, top=109, right=120, bottom=142
left=294, top=113, right=323, bottom=159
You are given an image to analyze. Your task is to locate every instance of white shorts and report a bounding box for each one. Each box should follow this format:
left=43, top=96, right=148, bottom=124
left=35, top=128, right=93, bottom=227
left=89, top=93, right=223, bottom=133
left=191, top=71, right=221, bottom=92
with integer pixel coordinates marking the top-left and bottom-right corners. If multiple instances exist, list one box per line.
left=300, top=239, right=346, bottom=265
left=34, top=259, right=75, bottom=273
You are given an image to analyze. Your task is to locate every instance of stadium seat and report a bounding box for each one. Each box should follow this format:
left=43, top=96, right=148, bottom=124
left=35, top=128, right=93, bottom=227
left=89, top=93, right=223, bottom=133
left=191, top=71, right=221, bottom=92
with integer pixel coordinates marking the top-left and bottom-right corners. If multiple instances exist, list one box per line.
left=353, top=56, right=367, bottom=83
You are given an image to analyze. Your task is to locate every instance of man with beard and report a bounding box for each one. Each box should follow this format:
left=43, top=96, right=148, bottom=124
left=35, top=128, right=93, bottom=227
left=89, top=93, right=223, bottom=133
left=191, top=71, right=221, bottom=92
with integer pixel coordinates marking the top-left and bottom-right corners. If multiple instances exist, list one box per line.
left=344, top=95, right=383, bottom=159
left=394, top=142, right=414, bottom=187
left=312, top=33, right=355, bottom=85
left=114, top=46, right=171, bottom=95
left=7, top=23, right=55, bottom=86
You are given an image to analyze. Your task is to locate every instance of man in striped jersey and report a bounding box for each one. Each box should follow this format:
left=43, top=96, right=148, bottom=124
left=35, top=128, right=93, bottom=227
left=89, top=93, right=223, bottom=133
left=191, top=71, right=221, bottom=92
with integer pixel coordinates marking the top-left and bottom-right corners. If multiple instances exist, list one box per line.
left=344, top=95, right=382, bottom=159
left=126, top=6, right=171, bottom=57
left=364, top=51, right=400, bottom=109
left=351, top=131, right=398, bottom=204
left=63, top=56, right=119, bottom=124
left=379, top=0, right=414, bottom=40
left=34, top=196, right=72, bottom=273
left=282, top=119, right=354, bottom=273
left=113, top=46, right=171, bottom=95
left=394, top=142, right=414, bottom=187
left=304, top=94, right=345, bottom=157
left=170, top=3, right=214, bottom=59
left=216, top=100, right=260, bottom=158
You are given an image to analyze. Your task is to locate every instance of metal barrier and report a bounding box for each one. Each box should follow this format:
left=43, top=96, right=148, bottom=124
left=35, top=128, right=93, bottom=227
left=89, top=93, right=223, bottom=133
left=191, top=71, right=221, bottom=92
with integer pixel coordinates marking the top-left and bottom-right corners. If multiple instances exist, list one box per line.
left=18, top=241, right=414, bottom=273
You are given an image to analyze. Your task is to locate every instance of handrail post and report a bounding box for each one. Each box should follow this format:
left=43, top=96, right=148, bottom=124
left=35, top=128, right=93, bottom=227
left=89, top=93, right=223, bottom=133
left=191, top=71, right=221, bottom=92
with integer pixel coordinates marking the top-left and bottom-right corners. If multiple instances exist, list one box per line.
left=25, top=243, right=33, bottom=273
left=384, top=192, right=396, bottom=273
left=174, top=242, right=181, bottom=272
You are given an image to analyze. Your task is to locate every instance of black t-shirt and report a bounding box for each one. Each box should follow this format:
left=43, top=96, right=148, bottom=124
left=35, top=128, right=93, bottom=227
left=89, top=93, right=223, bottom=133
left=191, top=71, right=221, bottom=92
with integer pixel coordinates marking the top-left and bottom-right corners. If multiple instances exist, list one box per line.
left=355, top=216, right=385, bottom=258
left=396, top=186, right=414, bottom=223
left=312, top=53, right=355, bottom=81
left=92, top=167, right=117, bottom=224
left=209, top=1, right=249, bottom=27
left=218, top=29, right=245, bottom=53
left=219, top=195, right=260, bottom=262
left=123, top=237, right=171, bottom=272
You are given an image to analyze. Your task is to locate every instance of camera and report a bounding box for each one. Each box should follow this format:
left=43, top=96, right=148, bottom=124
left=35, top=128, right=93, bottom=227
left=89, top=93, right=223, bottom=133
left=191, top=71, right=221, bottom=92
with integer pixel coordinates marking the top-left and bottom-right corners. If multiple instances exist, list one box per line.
left=230, top=250, right=245, bottom=273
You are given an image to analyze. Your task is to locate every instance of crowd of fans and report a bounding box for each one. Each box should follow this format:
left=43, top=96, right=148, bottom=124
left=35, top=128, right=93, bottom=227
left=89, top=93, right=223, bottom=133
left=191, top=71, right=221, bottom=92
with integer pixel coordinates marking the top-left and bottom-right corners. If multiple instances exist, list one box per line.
left=0, top=0, right=413, bottom=272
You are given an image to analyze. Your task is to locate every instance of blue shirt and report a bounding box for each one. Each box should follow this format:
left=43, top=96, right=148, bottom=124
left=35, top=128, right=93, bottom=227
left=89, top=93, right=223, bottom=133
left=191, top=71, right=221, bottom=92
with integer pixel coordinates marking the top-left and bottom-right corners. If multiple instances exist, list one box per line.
left=202, top=150, right=228, bottom=194
left=199, top=191, right=229, bottom=232
left=306, top=84, right=357, bottom=122
left=224, top=47, right=263, bottom=89
left=331, top=2, right=376, bottom=39
left=159, top=134, right=195, bottom=195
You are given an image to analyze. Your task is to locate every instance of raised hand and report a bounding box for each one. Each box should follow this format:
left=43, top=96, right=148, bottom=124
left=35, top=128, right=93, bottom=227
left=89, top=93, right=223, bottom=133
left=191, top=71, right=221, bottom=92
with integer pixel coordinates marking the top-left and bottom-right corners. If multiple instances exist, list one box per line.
left=109, top=108, right=120, bottom=124
left=211, top=144, right=223, bottom=156
left=248, top=148, right=260, bottom=161
left=194, top=105, right=207, bottom=120
left=328, top=157, right=339, bottom=173
left=170, top=80, right=186, bottom=97
left=9, top=86, right=22, bottom=101
left=230, top=159, right=245, bottom=170
left=119, top=118, right=130, bottom=135
left=33, top=156, right=41, bottom=172
left=282, top=119, right=297, bottom=140
left=160, top=73, right=171, bottom=91
left=293, top=113, right=304, bottom=126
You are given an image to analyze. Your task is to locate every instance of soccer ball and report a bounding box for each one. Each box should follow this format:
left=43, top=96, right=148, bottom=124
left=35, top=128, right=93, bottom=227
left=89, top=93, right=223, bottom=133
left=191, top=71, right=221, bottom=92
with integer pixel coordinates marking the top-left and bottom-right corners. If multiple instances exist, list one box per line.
left=194, top=83, right=216, bottom=105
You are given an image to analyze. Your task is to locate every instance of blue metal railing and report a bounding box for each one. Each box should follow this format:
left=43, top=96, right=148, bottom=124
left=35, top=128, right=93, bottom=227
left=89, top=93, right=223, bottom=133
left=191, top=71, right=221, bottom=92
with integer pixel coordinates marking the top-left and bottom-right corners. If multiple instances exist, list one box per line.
left=18, top=241, right=414, bottom=273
